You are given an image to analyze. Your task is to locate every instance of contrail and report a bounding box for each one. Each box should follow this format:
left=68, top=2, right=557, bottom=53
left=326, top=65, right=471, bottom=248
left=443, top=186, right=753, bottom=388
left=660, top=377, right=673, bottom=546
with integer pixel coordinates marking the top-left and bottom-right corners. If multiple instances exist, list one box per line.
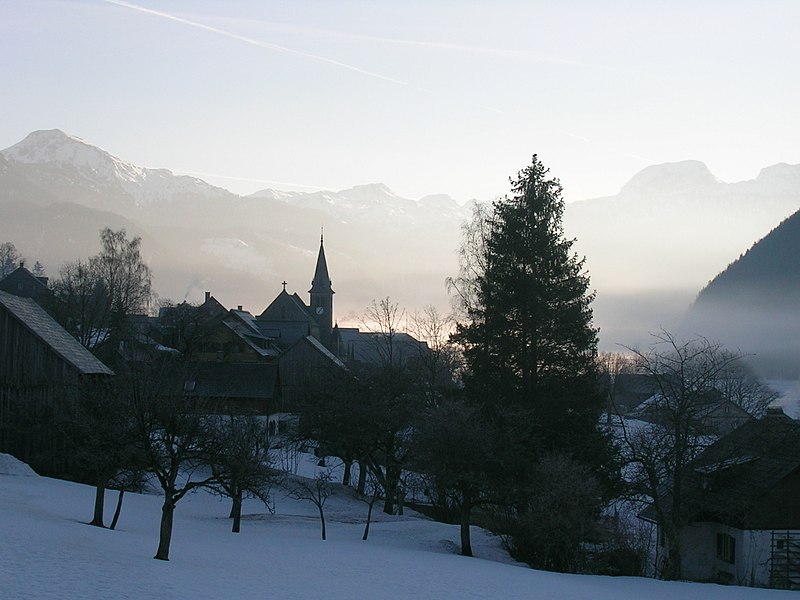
left=560, top=130, right=656, bottom=164
left=100, top=0, right=410, bottom=87
left=99, top=1, right=651, bottom=174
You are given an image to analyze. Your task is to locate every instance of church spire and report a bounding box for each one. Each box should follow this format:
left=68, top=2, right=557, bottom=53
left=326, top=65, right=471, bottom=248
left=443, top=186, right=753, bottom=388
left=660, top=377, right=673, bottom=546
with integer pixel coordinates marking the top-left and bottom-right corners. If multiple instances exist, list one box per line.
left=309, top=234, right=334, bottom=349
left=309, top=234, right=333, bottom=295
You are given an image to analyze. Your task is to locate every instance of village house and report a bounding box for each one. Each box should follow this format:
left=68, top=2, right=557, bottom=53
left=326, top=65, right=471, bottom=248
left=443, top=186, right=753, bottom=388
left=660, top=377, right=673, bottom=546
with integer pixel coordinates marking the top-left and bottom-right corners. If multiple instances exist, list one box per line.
left=630, top=388, right=752, bottom=436
left=642, top=408, right=800, bottom=588
left=0, top=264, right=53, bottom=305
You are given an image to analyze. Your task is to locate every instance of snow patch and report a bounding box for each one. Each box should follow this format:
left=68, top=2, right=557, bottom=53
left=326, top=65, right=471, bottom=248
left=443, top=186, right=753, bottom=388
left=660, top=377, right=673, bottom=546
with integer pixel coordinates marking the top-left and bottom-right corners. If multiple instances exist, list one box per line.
left=0, top=453, right=37, bottom=477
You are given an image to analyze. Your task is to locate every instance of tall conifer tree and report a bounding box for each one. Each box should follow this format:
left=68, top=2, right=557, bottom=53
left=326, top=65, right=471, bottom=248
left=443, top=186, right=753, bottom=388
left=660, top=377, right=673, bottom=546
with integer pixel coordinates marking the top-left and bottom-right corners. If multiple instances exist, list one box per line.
left=454, top=155, right=608, bottom=473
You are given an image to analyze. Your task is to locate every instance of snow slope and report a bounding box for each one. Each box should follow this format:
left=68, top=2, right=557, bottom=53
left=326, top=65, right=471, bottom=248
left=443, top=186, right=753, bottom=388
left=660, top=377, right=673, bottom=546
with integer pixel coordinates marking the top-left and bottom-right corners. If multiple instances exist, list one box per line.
left=0, top=453, right=792, bottom=600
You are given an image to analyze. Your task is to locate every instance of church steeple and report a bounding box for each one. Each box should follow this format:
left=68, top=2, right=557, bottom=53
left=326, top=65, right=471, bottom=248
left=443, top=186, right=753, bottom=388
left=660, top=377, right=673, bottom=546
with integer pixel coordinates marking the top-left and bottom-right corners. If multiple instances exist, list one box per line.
left=309, top=232, right=333, bottom=296
left=309, top=232, right=334, bottom=347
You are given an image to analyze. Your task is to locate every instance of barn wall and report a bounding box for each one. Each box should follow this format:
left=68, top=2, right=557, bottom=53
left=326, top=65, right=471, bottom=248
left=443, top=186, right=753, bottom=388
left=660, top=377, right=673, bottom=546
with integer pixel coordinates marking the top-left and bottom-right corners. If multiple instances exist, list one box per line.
left=0, top=305, right=82, bottom=476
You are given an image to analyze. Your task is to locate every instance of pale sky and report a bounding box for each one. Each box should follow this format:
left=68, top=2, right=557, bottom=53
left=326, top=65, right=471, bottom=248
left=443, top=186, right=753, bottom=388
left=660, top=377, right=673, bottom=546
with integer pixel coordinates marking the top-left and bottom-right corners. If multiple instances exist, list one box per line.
left=2, top=0, right=799, bottom=203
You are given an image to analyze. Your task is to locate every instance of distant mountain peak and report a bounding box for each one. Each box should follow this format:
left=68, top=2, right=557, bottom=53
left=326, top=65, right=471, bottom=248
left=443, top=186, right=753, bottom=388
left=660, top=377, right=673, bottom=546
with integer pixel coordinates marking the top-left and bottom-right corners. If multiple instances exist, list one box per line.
left=756, top=163, right=800, bottom=185
left=3, top=128, right=146, bottom=184
left=619, top=160, right=718, bottom=197
left=1, top=129, right=233, bottom=210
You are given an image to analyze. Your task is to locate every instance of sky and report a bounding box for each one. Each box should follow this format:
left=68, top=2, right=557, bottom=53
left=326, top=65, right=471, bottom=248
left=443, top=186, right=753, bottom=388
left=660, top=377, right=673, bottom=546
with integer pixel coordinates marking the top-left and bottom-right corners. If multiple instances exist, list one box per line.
left=2, top=1, right=799, bottom=203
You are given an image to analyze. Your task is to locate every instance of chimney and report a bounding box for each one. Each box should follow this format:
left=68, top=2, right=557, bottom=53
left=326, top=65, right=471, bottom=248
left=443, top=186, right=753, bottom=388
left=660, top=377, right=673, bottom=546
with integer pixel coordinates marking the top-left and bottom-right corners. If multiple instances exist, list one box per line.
left=237, top=305, right=243, bottom=311
left=765, top=406, right=787, bottom=419
left=204, top=291, right=211, bottom=302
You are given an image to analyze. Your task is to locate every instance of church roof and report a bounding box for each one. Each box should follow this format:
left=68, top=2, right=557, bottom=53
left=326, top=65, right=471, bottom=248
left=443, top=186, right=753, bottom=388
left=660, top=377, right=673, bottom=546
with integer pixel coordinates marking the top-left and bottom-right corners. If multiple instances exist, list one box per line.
left=309, top=235, right=334, bottom=295
left=258, top=290, right=315, bottom=322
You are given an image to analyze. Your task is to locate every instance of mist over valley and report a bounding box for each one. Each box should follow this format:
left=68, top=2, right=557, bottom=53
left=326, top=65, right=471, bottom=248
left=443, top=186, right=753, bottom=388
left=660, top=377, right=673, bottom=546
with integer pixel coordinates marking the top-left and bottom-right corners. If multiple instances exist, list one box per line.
left=2, top=129, right=800, bottom=375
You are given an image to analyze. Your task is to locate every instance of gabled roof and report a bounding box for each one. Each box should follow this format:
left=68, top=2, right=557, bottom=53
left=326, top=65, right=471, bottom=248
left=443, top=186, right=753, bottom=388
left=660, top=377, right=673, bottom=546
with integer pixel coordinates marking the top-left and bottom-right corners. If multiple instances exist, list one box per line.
left=229, top=309, right=261, bottom=335
left=692, top=409, right=800, bottom=494
left=0, top=290, right=112, bottom=376
left=0, top=266, right=51, bottom=299
left=336, top=327, right=427, bottom=366
left=298, top=335, right=347, bottom=370
left=258, top=289, right=315, bottom=322
left=642, top=409, right=800, bottom=528
left=221, top=316, right=279, bottom=358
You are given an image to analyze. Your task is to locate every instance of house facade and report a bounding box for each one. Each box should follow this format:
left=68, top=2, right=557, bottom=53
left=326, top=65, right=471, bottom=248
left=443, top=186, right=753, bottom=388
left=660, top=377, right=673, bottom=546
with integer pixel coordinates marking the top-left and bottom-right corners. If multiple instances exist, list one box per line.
left=645, top=409, right=800, bottom=588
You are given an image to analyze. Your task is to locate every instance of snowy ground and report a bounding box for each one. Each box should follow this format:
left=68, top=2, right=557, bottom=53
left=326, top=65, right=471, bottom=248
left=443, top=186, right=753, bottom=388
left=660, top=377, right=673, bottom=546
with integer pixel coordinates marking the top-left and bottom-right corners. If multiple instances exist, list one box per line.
left=0, top=452, right=795, bottom=600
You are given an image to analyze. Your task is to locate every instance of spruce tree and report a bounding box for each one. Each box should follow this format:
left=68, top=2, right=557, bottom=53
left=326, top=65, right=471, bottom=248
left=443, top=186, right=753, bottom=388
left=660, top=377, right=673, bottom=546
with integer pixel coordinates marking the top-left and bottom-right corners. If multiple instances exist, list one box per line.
left=454, top=155, right=609, bottom=478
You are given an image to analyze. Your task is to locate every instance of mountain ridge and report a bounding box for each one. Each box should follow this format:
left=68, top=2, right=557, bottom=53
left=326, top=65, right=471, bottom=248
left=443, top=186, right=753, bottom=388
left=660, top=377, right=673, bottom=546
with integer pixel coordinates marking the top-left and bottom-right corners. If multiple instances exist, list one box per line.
left=3, top=128, right=800, bottom=358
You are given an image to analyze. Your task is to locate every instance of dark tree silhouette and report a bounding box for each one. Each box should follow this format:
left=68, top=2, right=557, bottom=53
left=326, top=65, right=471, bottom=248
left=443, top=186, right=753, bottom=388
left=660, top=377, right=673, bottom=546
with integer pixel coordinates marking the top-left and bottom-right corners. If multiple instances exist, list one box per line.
left=453, top=155, right=612, bottom=479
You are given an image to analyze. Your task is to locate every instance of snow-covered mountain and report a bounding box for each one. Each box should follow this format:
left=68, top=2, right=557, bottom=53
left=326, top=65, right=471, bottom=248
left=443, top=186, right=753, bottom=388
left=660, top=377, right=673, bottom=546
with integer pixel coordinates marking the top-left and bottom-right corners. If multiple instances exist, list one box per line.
left=617, top=160, right=719, bottom=198
left=3, top=129, right=800, bottom=361
left=2, top=129, right=235, bottom=214
left=0, top=130, right=471, bottom=318
left=248, top=182, right=471, bottom=228
left=564, top=159, right=800, bottom=293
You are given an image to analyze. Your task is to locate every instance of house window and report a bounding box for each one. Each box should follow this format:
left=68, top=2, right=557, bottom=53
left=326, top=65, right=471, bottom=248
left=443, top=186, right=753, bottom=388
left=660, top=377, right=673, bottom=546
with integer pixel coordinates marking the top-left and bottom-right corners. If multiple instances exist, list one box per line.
left=716, top=533, right=736, bottom=564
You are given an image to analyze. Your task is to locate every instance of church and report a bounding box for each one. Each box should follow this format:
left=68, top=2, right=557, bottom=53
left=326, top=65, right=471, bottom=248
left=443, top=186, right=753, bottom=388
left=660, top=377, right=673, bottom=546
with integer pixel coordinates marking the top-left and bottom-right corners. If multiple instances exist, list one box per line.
left=156, top=234, right=427, bottom=423
left=256, top=234, right=337, bottom=353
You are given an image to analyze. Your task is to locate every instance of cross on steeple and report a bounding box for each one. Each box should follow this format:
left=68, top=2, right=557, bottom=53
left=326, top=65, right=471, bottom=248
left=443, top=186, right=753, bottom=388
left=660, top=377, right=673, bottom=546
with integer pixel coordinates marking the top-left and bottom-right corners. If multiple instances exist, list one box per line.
left=282, top=281, right=287, bottom=291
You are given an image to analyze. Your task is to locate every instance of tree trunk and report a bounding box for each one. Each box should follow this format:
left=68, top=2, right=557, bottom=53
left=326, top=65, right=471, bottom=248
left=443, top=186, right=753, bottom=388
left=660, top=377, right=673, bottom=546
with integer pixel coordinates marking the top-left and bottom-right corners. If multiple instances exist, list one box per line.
left=363, top=497, right=375, bottom=541
left=90, top=480, right=106, bottom=527
left=658, top=524, right=681, bottom=580
left=382, top=493, right=394, bottom=515
left=154, top=498, right=175, bottom=560
left=318, top=505, right=327, bottom=541
left=382, top=464, right=400, bottom=514
left=356, top=462, right=367, bottom=495
left=342, top=459, right=352, bottom=487
left=459, top=493, right=473, bottom=557
left=231, top=489, right=243, bottom=533
left=109, top=489, right=125, bottom=530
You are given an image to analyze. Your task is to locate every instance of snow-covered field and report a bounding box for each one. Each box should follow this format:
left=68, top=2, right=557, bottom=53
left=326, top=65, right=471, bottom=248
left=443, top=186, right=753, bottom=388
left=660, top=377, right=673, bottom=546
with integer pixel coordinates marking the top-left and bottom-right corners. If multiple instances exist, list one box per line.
left=0, top=453, right=793, bottom=600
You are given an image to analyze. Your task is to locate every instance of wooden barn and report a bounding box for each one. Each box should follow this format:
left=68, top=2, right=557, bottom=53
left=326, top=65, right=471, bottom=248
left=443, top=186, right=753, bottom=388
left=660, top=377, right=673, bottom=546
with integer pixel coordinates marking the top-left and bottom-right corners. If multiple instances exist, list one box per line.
left=0, top=290, right=113, bottom=476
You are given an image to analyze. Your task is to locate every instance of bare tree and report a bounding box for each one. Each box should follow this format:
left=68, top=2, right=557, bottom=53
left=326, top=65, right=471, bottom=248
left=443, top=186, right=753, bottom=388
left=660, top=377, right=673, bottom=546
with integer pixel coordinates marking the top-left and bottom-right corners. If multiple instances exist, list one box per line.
left=61, top=378, right=141, bottom=528
left=90, top=228, right=152, bottom=324
left=357, top=471, right=382, bottom=541
left=52, top=259, right=109, bottom=349
left=617, top=330, right=747, bottom=580
left=446, top=202, right=492, bottom=318
left=412, top=399, right=495, bottom=556
left=285, top=471, right=333, bottom=540
left=129, top=357, right=219, bottom=560
left=297, top=372, right=374, bottom=489
left=52, top=229, right=152, bottom=358
left=361, top=297, right=405, bottom=367
left=357, top=297, right=425, bottom=515
left=0, top=241, right=22, bottom=278
left=712, top=351, right=779, bottom=417
left=207, top=414, right=276, bottom=533
left=409, top=305, right=460, bottom=406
